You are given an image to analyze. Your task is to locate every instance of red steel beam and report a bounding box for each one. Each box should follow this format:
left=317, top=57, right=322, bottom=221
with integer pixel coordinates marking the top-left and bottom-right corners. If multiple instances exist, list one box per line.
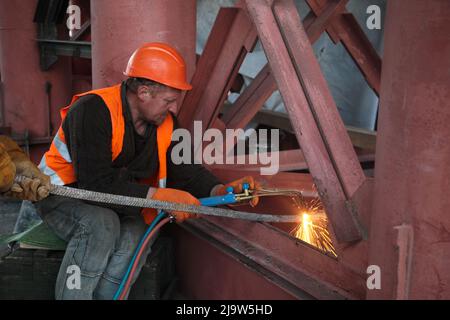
left=306, top=0, right=343, bottom=43
left=368, top=0, right=450, bottom=299
left=0, top=0, right=72, bottom=162
left=178, top=8, right=238, bottom=128
left=91, top=0, right=196, bottom=88
left=274, top=0, right=374, bottom=243
left=305, top=0, right=348, bottom=43
left=334, top=13, right=382, bottom=95
left=244, top=0, right=363, bottom=242
left=272, top=0, right=366, bottom=199
left=223, top=0, right=348, bottom=131
left=306, top=0, right=381, bottom=95
left=178, top=7, right=258, bottom=132
left=222, top=64, right=275, bottom=130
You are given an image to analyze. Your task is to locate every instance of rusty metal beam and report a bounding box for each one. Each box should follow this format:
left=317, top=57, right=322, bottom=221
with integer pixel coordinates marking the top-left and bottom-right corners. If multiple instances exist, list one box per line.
left=334, top=13, right=382, bottom=95
left=306, top=0, right=348, bottom=43
left=273, top=0, right=366, bottom=196
left=244, top=0, right=364, bottom=242
left=222, top=64, right=275, bottom=130
left=222, top=0, right=347, bottom=131
left=91, top=0, right=196, bottom=88
left=174, top=0, right=384, bottom=297
left=306, top=0, right=343, bottom=43
left=180, top=0, right=377, bottom=243
left=274, top=0, right=371, bottom=219
left=178, top=8, right=239, bottom=128
left=178, top=7, right=258, bottom=132
left=368, top=0, right=450, bottom=299
left=306, top=0, right=381, bottom=95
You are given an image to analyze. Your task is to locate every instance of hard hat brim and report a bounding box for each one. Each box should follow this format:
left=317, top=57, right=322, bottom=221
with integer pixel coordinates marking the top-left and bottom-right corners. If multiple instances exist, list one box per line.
left=123, top=71, right=192, bottom=91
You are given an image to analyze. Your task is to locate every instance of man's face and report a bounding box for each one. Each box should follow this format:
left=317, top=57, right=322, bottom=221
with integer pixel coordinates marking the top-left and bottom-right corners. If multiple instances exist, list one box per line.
left=137, top=85, right=181, bottom=126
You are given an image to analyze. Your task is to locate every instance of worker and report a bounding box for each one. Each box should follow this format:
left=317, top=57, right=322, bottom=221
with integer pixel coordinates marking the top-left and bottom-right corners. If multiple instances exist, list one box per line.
left=0, top=135, right=50, bottom=201
left=35, top=42, right=260, bottom=300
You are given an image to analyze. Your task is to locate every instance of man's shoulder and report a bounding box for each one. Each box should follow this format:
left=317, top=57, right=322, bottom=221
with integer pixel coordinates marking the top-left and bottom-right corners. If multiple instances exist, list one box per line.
left=74, top=93, right=106, bottom=106
left=74, top=93, right=109, bottom=109
left=65, top=94, right=111, bottom=122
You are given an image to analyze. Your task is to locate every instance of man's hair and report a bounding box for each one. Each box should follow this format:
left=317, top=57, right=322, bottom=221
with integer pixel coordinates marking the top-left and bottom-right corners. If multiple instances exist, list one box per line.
left=125, top=77, right=163, bottom=94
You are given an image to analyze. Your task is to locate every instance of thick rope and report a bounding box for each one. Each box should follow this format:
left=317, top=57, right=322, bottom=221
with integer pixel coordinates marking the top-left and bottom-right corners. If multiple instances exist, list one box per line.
left=45, top=183, right=300, bottom=223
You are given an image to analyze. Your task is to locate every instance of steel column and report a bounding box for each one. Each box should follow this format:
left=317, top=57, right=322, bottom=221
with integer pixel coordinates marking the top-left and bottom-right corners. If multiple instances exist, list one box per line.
left=0, top=0, right=72, bottom=159
left=91, top=0, right=196, bottom=88
left=368, top=0, right=450, bottom=299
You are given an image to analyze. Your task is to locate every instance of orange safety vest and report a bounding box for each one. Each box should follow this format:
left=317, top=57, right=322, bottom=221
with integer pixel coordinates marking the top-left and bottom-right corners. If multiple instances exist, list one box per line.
left=39, top=84, right=174, bottom=223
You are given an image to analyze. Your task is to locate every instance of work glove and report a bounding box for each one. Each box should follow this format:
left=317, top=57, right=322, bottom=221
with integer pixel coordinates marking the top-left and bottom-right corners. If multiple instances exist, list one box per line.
left=143, top=188, right=200, bottom=223
left=0, top=136, right=50, bottom=201
left=0, top=143, right=16, bottom=193
left=214, top=176, right=262, bottom=207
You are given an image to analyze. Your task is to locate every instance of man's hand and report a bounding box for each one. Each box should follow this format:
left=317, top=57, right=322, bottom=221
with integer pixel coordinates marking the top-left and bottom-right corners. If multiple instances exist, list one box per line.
left=213, top=176, right=262, bottom=207
left=10, top=159, right=51, bottom=201
left=144, top=187, right=200, bottom=223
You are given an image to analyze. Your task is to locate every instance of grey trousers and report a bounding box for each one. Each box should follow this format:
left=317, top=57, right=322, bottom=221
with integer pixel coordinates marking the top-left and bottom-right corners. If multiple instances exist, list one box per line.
left=35, top=195, right=156, bottom=300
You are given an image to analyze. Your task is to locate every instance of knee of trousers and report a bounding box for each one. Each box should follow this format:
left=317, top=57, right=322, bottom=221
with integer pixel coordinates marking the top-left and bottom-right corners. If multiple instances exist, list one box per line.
left=115, top=222, right=149, bottom=255
left=80, top=206, right=121, bottom=249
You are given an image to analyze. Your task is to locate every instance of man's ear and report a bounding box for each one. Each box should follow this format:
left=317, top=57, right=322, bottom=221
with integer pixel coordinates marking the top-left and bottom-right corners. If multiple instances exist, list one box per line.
left=136, top=85, right=151, bottom=101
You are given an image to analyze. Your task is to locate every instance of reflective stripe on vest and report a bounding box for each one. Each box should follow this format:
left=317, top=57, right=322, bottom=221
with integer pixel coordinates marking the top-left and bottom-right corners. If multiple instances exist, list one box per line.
left=38, top=155, right=64, bottom=186
left=53, top=131, right=72, bottom=163
left=39, top=84, right=174, bottom=189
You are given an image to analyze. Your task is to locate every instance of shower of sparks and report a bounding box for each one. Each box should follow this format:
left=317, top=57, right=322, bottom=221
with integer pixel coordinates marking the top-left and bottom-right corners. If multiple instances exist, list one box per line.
left=290, top=197, right=337, bottom=258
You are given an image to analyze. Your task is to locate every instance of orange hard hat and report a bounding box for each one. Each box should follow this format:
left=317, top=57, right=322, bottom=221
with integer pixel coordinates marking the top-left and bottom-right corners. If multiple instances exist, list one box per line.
left=124, top=42, right=192, bottom=91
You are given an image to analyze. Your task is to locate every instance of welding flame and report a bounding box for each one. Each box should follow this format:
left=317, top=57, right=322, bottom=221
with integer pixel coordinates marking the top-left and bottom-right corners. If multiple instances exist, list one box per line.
left=291, top=198, right=337, bottom=257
